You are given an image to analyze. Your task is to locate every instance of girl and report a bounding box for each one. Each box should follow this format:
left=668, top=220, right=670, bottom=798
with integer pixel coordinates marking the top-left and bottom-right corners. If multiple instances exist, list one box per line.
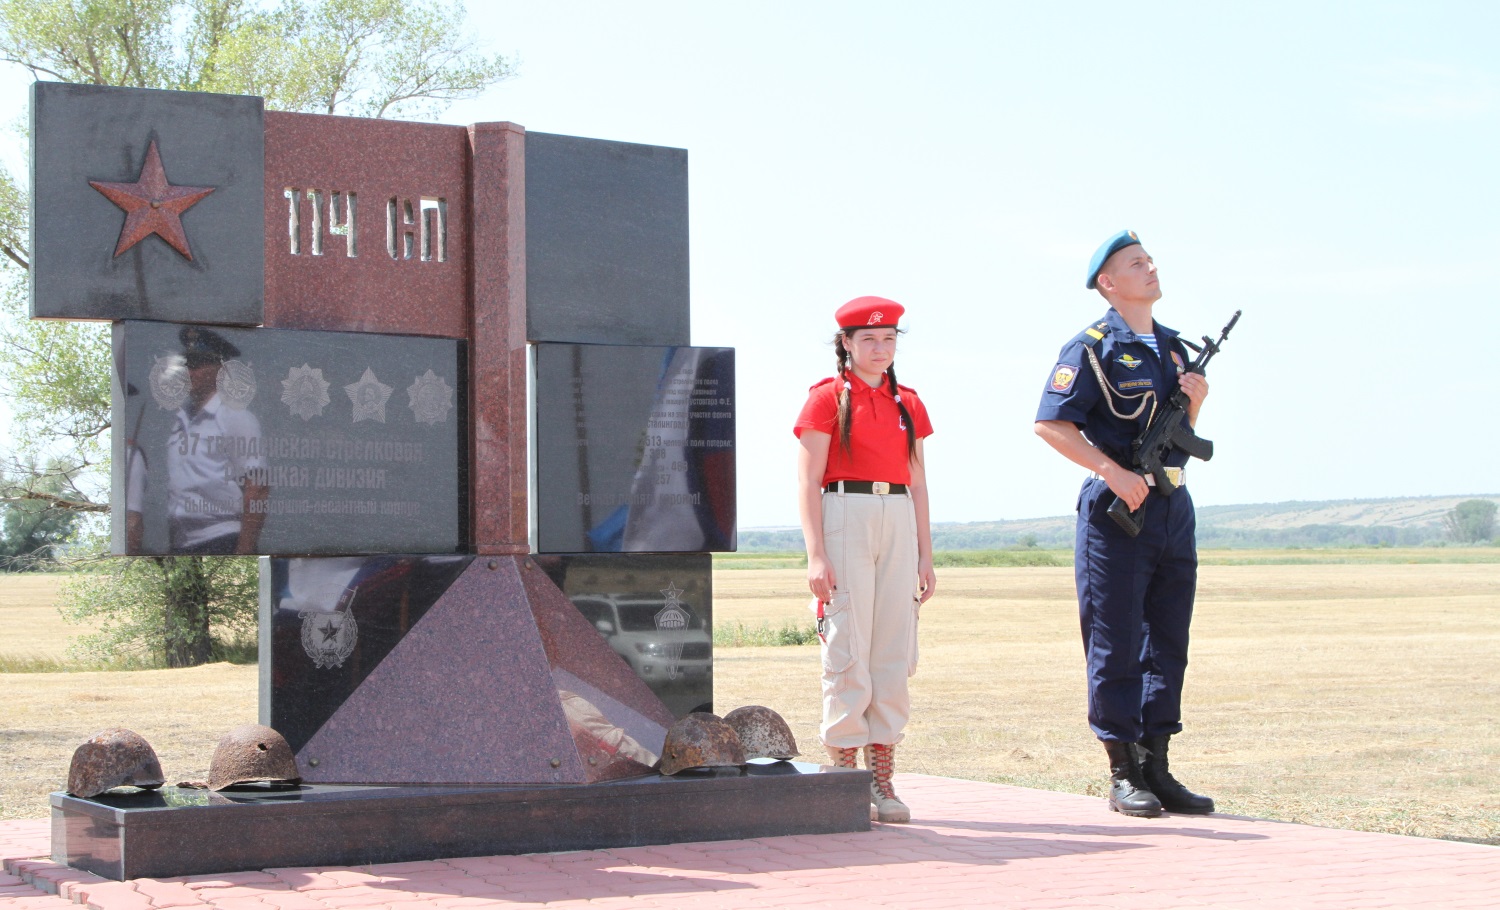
left=794, top=296, right=936, bottom=823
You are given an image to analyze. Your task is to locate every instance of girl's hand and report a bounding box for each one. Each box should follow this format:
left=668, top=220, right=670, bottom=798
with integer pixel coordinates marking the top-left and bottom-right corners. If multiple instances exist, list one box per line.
left=807, top=554, right=838, bottom=604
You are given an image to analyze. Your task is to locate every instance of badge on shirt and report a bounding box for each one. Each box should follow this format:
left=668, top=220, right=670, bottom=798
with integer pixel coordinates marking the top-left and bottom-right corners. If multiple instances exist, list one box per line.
left=1117, top=378, right=1153, bottom=391
left=1050, top=364, right=1078, bottom=392
left=1171, top=351, right=1186, bottom=373
left=1116, top=354, right=1144, bottom=370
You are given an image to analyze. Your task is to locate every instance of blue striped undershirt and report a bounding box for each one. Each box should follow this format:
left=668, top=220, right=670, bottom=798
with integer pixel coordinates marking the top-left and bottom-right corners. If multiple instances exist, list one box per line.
left=1138, top=333, right=1160, bottom=357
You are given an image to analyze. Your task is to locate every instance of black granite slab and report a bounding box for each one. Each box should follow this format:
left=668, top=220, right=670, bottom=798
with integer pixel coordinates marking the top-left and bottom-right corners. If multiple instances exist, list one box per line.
left=112, top=321, right=465, bottom=555
left=533, top=344, right=735, bottom=553
left=30, top=82, right=265, bottom=324
left=524, top=132, right=689, bottom=345
left=51, top=762, right=870, bottom=881
left=534, top=554, right=713, bottom=719
left=260, top=555, right=473, bottom=751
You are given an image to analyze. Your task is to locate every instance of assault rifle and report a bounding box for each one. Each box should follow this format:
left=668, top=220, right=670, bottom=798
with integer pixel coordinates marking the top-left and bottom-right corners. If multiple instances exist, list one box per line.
left=1106, top=310, right=1241, bottom=537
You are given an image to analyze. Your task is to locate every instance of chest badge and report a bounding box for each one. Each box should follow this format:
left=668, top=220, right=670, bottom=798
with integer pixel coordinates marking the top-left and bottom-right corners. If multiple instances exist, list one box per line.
left=1171, top=351, right=1186, bottom=372
left=1116, top=354, right=1144, bottom=370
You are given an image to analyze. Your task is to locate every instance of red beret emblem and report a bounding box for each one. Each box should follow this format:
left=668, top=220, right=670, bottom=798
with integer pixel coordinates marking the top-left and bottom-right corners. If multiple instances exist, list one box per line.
left=867, top=311, right=884, bottom=325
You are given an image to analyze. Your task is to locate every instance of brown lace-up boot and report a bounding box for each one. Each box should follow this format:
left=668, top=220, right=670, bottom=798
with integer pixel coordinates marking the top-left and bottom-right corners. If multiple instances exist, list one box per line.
left=864, top=743, right=910, bottom=823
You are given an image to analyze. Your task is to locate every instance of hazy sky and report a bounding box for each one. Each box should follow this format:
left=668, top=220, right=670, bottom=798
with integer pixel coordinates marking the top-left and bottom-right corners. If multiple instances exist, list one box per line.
left=6, top=2, right=1497, bottom=528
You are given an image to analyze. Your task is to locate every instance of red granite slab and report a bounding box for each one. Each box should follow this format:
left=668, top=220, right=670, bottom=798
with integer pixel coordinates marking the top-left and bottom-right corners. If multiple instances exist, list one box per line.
left=467, top=122, right=529, bottom=552
left=263, top=112, right=470, bottom=337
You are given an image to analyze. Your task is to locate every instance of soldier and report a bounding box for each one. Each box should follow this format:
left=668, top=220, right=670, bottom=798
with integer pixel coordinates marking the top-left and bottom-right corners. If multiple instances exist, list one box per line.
left=1033, top=231, right=1215, bottom=817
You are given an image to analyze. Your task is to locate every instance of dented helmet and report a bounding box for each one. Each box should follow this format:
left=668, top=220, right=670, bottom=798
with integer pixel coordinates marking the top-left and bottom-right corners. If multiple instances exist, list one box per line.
left=67, top=728, right=166, bottom=798
left=207, top=724, right=301, bottom=791
left=659, top=713, right=746, bottom=775
left=724, top=705, right=800, bottom=761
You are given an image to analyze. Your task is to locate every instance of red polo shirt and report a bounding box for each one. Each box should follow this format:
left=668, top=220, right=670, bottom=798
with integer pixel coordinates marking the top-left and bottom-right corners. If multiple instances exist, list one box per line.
left=794, top=376, right=933, bottom=485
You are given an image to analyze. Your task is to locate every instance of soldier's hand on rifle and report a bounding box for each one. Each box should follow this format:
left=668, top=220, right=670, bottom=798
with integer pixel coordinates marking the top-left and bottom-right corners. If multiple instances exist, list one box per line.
left=1102, top=462, right=1150, bottom=511
left=1178, top=371, right=1209, bottom=424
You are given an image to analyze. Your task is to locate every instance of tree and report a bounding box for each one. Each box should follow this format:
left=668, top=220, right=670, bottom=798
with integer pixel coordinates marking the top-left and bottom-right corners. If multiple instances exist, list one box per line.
left=0, top=0, right=513, bottom=664
left=0, top=457, right=89, bottom=569
left=1444, top=499, right=1497, bottom=544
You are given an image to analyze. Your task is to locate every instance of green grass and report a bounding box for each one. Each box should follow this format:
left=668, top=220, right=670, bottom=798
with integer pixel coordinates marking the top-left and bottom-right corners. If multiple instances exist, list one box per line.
left=713, top=619, right=820, bottom=647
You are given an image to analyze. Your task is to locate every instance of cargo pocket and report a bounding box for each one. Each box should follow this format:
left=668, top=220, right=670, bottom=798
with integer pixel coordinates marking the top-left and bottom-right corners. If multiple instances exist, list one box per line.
left=907, top=593, right=922, bottom=677
left=820, top=590, right=855, bottom=675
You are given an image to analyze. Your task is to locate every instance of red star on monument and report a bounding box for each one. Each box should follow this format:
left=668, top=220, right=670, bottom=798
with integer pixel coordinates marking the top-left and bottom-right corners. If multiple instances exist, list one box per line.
left=89, top=140, right=215, bottom=260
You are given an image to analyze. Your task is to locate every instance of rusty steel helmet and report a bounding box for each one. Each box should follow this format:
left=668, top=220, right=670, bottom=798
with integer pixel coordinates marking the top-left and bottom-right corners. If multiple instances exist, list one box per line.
left=67, top=728, right=166, bottom=798
left=658, top=712, right=746, bottom=775
left=723, top=705, right=800, bottom=761
left=207, top=724, right=302, bottom=791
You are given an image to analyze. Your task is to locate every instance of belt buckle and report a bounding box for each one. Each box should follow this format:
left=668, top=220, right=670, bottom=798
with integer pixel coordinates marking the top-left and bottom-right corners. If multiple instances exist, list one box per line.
left=1165, top=467, right=1183, bottom=487
left=871, top=481, right=891, bottom=495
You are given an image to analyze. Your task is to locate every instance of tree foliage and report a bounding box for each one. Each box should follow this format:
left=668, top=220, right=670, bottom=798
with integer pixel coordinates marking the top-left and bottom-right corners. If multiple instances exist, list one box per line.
left=1444, top=499, right=1497, bottom=544
left=60, top=553, right=259, bottom=667
left=0, top=456, right=87, bottom=568
left=0, top=0, right=512, bottom=664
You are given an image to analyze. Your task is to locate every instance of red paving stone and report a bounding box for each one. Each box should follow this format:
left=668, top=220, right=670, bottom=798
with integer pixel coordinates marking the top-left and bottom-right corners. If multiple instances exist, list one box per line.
left=4, top=775, right=1499, bottom=909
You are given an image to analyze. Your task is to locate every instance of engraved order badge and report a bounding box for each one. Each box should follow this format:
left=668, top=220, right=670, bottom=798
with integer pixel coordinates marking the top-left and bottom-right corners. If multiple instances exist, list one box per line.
left=345, top=367, right=393, bottom=424
left=216, top=359, right=257, bottom=409
left=300, top=586, right=359, bottom=670
left=406, top=369, right=453, bottom=426
left=149, top=354, right=189, bottom=410
left=281, top=363, right=331, bottom=421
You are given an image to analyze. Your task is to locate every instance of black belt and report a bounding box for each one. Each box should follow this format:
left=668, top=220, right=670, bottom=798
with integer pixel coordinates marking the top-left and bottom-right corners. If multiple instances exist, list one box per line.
left=825, top=481, right=907, bottom=495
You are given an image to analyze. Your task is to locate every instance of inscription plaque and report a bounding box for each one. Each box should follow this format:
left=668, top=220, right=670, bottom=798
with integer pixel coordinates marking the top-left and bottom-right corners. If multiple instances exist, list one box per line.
left=113, top=321, right=465, bottom=555
left=30, top=82, right=265, bottom=324
left=533, top=344, right=735, bottom=553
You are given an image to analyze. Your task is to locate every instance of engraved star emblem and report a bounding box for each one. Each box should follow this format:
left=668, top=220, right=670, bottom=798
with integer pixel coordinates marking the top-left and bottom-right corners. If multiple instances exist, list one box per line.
left=660, top=582, right=683, bottom=605
left=89, top=140, right=215, bottom=259
left=345, top=368, right=393, bottom=424
left=319, top=620, right=340, bottom=643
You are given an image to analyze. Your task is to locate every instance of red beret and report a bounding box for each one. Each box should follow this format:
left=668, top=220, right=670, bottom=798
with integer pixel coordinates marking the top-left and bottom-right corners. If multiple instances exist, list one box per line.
left=835, top=296, right=904, bottom=330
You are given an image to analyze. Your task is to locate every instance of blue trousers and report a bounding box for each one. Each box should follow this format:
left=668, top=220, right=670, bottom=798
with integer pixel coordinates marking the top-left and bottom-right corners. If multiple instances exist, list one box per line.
left=1074, top=477, right=1197, bottom=743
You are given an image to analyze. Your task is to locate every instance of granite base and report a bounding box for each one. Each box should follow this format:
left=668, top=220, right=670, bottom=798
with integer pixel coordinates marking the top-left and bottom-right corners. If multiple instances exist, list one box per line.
left=51, top=761, right=870, bottom=881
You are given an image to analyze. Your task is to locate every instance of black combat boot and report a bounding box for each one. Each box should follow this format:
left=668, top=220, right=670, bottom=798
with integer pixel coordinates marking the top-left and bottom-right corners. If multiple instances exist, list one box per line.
left=1102, top=740, right=1161, bottom=817
left=1136, top=735, right=1215, bottom=814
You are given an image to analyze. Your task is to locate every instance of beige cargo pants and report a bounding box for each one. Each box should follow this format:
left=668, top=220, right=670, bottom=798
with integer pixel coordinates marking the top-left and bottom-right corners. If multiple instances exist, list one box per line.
left=818, top=489, right=921, bottom=749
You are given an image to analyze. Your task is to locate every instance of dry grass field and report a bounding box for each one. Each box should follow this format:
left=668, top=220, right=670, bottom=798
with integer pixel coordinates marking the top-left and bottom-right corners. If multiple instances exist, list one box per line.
left=3, top=558, right=1498, bottom=845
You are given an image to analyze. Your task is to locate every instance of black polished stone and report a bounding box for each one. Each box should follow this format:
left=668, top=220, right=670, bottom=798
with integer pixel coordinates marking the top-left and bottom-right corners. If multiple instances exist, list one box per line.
left=260, top=555, right=474, bottom=752
left=30, top=82, right=264, bottom=324
left=534, top=554, right=713, bottom=719
left=533, top=344, right=735, bottom=553
left=51, top=762, right=870, bottom=881
left=112, top=321, right=465, bottom=556
left=524, top=132, right=689, bottom=345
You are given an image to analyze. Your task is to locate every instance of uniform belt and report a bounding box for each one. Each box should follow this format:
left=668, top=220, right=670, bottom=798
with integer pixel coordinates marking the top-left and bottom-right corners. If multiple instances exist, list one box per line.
left=1091, top=467, right=1185, bottom=488
left=825, top=481, right=907, bottom=495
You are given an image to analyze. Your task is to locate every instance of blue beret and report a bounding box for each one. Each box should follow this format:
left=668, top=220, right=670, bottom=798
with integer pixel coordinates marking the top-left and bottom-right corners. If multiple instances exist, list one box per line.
left=1085, top=229, right=1142, bottom=290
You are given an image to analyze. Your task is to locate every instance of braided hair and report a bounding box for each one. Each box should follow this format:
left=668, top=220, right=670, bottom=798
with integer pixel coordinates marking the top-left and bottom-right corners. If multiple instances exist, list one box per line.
left=832, top=330, right=919, bottom=462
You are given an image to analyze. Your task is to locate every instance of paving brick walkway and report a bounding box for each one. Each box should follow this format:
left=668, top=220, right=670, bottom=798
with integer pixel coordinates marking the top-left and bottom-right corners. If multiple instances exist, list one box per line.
left=5, top=775, right=1497, bottom=909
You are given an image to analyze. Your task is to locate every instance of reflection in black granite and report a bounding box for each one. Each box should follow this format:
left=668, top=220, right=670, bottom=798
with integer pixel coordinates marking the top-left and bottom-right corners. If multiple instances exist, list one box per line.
left=534, top=344, right=735, bottom=554
left=534, top=554, right=713, bottom=719
left=262, top=555, right=473, bottom=751
left=112, top=321, right=466, bottom=556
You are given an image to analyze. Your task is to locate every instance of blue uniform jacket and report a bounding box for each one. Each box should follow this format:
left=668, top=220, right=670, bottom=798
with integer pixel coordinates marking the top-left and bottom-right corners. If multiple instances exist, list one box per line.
left=1035, top=309, right=1193, bottom=470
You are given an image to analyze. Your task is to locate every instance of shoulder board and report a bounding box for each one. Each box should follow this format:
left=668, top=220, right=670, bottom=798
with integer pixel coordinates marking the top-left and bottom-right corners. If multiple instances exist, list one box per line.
left=1071, top=319, right=1112, bottom=347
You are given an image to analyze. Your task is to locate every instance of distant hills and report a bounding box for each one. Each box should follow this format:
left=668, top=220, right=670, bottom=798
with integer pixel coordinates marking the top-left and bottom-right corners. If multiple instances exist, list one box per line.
left=737, top=495, right=1500, bottom=551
